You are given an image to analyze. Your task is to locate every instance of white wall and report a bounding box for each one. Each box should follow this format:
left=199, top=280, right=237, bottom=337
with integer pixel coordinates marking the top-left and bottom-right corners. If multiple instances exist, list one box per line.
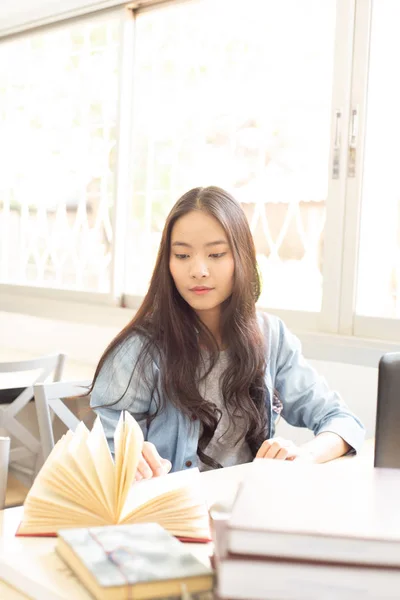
left=0, top=0, right=169, bottom=37
left=276, top=360, right=377, bottom=443
left=0, top=0, right=124, bottom=36
left=0, top=310, right=378, bottom=442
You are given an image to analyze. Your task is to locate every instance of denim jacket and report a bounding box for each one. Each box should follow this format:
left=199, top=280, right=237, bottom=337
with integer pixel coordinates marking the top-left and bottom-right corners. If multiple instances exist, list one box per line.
left=91, top=312, right=365, bottom=472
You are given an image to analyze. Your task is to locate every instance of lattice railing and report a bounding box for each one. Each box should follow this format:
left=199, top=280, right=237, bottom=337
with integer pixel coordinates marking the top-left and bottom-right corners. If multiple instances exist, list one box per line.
left=0, top=16, right=120, bottom=291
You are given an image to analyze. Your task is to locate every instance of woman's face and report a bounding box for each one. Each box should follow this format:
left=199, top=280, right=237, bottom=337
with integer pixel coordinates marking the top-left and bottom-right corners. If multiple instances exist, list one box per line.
left=169, top=210, right=235, bottom=318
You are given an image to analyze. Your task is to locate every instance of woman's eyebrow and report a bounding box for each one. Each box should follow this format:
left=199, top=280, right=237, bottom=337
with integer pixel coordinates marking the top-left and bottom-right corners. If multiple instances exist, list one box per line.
left=171, top=241, right=191, bottom=248
left=171, top=240, right=228, bottom=248
left=204, top=240, right=228, bottom=247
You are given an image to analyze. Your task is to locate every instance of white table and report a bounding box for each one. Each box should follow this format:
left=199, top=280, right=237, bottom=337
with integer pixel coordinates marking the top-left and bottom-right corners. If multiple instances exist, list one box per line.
left=0, top=445, right=374, bottom=599
left=0, top=462, right=252, bottom=599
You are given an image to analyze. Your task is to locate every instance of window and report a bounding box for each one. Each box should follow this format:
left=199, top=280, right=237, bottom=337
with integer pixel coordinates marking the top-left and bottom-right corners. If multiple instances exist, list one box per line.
left=126, top=0, right=337, bottom=313
left=1, top=0, right=399, bottom=343
left=356, top=0, right=400, bottom=319
left=0, top=13, right=121, bottom=292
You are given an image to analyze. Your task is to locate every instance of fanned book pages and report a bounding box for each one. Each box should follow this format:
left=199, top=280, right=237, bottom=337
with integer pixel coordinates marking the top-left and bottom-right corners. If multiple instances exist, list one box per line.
left=17, top=411, right=210, bottom=541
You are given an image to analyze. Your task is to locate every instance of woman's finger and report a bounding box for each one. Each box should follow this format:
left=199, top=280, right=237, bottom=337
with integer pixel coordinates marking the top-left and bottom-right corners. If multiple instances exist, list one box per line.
left=255, top=440, right=270, bottom=458
left=284, top=444, right=301, bottom=460
left=142, top=442, right=170, bottom=476
left=136, top=455, right=153, bottom=479
left=276, top=447, right=289, bottom=460
left=160, top=457, right=172, bottom=473
left=264, top=441, right=283, bottom=459
left=256, top=438, right=295, bottom=459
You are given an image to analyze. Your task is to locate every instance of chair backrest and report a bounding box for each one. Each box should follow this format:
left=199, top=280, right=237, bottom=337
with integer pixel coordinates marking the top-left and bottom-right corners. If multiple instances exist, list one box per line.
left=0, top=353, right=66, bottom=405
left=374, top=353, right=400, bottom=469
left=34, top=379, right=94, bottom=463
left=0, top=353, right=66, bottom=376
left=0, top=353, right=67, bottom=477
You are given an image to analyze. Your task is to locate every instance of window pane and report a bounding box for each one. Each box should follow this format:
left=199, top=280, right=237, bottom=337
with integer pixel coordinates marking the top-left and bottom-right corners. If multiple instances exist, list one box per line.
left=0, top=15, right=120, bottom=292
left=356, top=1, right=400, bottom=318
left=126, top=0, right=336, bottom=311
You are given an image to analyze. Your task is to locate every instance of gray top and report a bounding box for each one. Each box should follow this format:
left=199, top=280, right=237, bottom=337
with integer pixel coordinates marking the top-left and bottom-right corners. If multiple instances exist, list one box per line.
left=197, top=350, right=253, bottom=471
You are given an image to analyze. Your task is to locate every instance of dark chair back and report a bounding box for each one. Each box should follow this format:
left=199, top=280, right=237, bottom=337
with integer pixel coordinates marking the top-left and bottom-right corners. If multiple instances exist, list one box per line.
left=374, top=353, right=400, bottom=469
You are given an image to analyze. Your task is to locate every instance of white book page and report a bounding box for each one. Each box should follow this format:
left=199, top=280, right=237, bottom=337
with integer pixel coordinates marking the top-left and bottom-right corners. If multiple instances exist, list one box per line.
left=120, top=468, right=201, bottom=520
left=85, top=417, right=115, bottom=513
left=114, top=412, right=143, bottom=516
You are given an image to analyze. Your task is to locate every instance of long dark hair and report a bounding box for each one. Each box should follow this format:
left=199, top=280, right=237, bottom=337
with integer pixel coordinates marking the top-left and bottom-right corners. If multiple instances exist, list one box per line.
left=91, top=186, right=268, bottom=468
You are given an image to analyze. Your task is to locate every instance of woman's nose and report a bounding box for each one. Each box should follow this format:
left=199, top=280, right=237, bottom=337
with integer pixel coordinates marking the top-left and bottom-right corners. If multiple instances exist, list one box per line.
left=190, top=258, right=209, bottom=279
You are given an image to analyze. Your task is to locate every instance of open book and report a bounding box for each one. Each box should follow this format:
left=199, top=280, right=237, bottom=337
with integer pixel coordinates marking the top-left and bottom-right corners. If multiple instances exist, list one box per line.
left=18, top=411, right=210, bottom=541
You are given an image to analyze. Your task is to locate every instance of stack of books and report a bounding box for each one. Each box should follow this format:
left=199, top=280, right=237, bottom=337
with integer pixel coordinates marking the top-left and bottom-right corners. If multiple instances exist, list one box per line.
left=212, top=459, right=400, bottom=600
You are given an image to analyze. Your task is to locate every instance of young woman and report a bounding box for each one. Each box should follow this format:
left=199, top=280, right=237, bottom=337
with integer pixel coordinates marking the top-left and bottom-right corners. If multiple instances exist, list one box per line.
left=90, top=186, right=364, bottom=480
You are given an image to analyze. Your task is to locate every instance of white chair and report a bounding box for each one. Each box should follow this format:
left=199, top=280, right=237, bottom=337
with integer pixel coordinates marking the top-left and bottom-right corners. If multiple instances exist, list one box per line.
left=0, top=353, right=66, bottom=480
left=34, top=379, right=94, bottom=463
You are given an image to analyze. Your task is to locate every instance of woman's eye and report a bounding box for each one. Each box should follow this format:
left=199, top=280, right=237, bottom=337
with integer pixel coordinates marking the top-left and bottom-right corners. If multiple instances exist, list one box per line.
left=175, top=254, right=189, bottom=260
left=209, top=252, right=227, bottom=259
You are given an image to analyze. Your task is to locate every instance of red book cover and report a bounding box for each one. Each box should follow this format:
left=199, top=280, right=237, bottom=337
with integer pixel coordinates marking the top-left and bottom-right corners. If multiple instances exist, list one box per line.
left=15, top=524, right=211, bottom=543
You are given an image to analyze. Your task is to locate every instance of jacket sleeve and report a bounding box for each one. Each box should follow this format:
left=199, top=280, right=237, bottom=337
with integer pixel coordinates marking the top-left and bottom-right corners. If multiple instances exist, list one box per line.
left=90, top=335, right=157, bottom=453
left=270, top=316, right=365, bottom=453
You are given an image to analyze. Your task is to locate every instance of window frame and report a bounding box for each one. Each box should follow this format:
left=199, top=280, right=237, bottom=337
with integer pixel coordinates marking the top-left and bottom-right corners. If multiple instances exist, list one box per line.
left=121, top=0, right=359, bottom=336
left=1, top=0, right=400, bottom=349
left=347, top=0, right=400, bottom=342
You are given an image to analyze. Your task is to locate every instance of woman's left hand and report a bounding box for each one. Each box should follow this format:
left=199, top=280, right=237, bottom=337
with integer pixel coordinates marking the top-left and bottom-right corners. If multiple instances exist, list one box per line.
left=255, top=437, right=315, bottom=462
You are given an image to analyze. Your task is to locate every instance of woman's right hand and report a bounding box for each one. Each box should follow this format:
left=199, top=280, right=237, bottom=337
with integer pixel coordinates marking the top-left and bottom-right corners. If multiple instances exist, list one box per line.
left=135, top=441, right=172, bottom=480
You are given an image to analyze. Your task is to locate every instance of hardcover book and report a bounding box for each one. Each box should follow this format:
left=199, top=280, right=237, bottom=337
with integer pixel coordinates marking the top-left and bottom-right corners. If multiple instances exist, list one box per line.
left=228, top=459, right=400, bottom=567
left=56, top=522, right=214, bottom=600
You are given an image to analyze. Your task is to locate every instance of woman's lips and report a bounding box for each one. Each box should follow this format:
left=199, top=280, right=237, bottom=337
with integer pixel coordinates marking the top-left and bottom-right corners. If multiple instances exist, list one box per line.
left=190, top=287, right=214, bottom=295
